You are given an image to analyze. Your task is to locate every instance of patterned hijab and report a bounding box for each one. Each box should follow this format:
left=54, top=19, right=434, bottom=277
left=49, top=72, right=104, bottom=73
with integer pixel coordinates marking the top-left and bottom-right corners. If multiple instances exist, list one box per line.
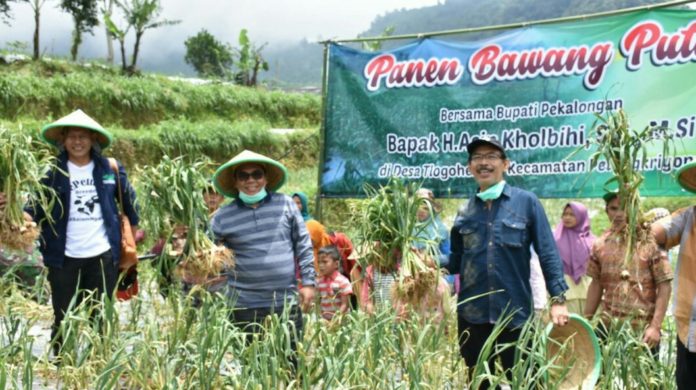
left=553, top=202, right=595, bottom=284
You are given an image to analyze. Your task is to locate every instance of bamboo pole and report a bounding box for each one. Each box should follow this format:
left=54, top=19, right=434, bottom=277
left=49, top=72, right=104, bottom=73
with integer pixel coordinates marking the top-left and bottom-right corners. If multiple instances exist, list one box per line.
left=320, top=0, right=696, bottom=44
left=315, top=43, right=331, bottom=222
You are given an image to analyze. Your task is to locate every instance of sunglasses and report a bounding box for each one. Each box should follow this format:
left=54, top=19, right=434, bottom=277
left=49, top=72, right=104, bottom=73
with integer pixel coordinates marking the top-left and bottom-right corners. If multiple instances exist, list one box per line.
left=236, top=169, right=265, bottom=181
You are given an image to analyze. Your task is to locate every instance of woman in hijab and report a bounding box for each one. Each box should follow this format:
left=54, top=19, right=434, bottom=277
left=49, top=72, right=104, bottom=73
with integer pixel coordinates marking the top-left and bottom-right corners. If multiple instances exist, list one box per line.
left=292, top=192, right=331, bottom=272
left=414, top=188, right=454, bottom=293
left=554, top=201, right=595, bottom=314
left=414, top=189, right=450, bottom=266
left=292, top=192, right=312, bottom=222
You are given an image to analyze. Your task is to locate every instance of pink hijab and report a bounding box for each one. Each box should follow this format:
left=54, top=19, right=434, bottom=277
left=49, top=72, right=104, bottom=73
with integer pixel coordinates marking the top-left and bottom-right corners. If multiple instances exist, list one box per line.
left=553, top=202, right=595, bottom=285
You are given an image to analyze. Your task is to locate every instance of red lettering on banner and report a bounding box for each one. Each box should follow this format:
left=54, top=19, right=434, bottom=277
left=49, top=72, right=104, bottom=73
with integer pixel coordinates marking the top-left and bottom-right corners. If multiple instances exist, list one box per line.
left=621, top=21, right=661, bottom=69
left=362, top=19, right=696, bottom=91
left=425, top=60, right=438, bottom=83
left=364, top=54, right=463, bottom=91
left=469, top=45, right=500, bottom=81
left=468, top=42, right=613, bottom=90
left=621, top=20, right=696, bottom=70
left=365, top=54, right=395, bottom=90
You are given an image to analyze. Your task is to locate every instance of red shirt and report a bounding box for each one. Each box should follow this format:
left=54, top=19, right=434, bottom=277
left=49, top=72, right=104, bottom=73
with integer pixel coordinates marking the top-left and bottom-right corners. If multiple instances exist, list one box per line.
left=317, top=271, right=353, bottom=320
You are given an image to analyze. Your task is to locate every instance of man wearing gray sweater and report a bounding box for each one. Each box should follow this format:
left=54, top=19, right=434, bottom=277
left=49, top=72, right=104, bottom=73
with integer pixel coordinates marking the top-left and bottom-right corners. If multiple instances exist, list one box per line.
left=211, top=150, right=316, bottom=368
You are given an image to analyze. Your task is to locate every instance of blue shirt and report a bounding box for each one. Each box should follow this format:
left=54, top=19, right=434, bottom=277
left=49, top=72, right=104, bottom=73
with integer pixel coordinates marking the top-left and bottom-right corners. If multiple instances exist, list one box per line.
left=210, top=192, right=316, bottom=309
left=414, top=215, right=451, bottom=267
left=447, top=183, right=567, bottom=328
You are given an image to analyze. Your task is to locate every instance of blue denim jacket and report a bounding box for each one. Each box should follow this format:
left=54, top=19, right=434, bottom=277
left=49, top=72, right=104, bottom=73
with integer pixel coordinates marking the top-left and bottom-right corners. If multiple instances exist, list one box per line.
left=25, top=151, right=139, bottom=269
left=447, top=184, right=567, bottom=328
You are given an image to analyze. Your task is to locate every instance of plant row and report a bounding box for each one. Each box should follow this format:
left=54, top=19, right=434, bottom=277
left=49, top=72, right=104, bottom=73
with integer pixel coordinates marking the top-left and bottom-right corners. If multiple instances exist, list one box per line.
left=0, top=68, right=321, bottom=129
left=0, top=264, right=678, bottom=389
left=0, top=119, right=319, bottom=171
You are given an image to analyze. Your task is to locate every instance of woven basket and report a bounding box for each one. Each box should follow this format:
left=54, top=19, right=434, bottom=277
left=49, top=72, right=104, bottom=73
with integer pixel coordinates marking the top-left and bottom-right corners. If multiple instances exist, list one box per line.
left=545, top=314, right=602, bottom=389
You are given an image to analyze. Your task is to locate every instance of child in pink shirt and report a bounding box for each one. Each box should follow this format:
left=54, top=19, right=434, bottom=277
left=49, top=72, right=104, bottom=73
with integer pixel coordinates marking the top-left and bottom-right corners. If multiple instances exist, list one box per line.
left=317, top=246, right=353, bottom=321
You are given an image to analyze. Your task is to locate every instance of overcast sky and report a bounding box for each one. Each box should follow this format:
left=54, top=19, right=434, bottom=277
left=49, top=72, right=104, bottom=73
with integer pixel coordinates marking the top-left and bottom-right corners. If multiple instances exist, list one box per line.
left=0, top=0, right=439, bottom=62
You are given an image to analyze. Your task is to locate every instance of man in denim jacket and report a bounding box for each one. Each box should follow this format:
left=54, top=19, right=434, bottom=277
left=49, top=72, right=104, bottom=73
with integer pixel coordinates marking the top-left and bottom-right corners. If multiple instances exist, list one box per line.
left=447, top=137, right=569, bottom=380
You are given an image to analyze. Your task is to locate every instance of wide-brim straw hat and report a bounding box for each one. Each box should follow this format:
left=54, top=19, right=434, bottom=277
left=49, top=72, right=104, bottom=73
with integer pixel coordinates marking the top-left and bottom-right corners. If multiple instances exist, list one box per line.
left=676, top=161, right=696, bottom=194
left=545, top=314, right=601, bottom=390
left=645, top=207, right=670, bottom=225
left=213, top=150, right=288, bottom=198
left=41, top=109, right=112, bottom=149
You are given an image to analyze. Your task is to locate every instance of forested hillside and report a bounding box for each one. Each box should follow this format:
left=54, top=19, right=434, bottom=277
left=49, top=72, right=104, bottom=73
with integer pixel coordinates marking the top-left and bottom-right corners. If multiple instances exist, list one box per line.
left=362, top=0, right=669, bottom=39
left=267, top=0, right=672, bottom=85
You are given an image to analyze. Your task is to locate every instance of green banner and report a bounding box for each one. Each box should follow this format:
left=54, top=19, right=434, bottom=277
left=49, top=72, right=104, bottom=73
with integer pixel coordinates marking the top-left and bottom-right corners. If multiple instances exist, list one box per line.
left=321, top=9, right=696, bottom=198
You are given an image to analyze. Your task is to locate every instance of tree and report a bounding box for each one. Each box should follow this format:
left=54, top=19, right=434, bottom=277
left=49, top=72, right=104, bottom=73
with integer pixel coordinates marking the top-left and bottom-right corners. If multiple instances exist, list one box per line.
left=116, top=0, right=179, bottom=73
left=233, top=29, right=268, bottom=87
left=60, top=0, right=99, bottom=61
left=0, top=0, right=11, bottom=20
left=103, top=9, right=128, bottom=71
left=184, top=29, right=234, bottom=79
left=362, top=26, right=395, bottom=52
left=26, top=0, right=48, bottom=60
left=101, top=0, right=114, bottom=63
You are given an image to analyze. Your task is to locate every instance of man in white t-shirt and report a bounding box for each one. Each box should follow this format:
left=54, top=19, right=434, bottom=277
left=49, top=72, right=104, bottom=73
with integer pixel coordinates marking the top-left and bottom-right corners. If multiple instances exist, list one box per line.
left=19, top=110, right=140, bottom=357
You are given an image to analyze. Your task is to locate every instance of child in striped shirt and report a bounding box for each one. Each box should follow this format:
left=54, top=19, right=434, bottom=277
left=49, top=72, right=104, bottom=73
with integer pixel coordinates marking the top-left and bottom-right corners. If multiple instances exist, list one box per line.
left=317, top=246, right=353, bottom=321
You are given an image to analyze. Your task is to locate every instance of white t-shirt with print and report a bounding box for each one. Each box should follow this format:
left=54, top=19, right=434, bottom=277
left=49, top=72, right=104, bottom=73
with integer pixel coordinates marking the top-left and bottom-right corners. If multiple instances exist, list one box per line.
left=65, top=161, right=111, bottom=258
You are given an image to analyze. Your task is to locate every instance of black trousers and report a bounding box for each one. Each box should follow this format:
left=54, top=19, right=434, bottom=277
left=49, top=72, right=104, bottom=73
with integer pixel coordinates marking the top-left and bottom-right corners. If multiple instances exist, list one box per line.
left=47, top=250, right=117, bottom=352
left=677, top=338, right=696, bottom=390
left=458, top=316, right=522, bottom=389
left=231, top=305, right=303, bottom=370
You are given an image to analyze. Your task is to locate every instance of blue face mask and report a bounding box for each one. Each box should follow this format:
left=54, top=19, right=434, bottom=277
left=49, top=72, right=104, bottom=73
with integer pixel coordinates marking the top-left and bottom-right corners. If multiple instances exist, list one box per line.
left=238, top=188, right=268, bottom=205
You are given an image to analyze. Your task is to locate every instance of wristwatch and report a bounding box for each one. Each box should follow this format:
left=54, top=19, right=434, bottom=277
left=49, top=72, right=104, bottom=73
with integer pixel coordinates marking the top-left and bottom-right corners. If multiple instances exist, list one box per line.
left=551, top=294, right=567, bottom=305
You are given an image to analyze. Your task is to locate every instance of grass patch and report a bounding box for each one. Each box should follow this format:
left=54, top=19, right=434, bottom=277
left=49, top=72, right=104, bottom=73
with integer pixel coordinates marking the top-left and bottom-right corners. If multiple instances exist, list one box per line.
left=0, top=61, right=321, bottom=129
left=0, top=118, right=319, bottom=171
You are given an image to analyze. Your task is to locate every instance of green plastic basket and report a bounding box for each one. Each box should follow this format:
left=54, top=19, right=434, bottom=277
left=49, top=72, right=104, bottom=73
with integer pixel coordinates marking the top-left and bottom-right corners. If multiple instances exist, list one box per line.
left=544, top=313, right=602, bottom=389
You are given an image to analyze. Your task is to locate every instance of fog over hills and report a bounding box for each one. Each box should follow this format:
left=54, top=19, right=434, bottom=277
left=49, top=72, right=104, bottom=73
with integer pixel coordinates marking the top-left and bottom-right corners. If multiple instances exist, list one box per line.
left=0, top=0, right=680, bottom=86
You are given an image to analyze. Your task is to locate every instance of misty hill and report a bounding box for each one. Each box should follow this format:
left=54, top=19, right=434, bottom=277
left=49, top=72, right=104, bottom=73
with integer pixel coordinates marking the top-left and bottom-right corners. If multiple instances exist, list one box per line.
left=361, top=0, right=667, bottom=39
left=264, top=39, right=324, bottom=88
left=264, top=0, right=669, bottom=87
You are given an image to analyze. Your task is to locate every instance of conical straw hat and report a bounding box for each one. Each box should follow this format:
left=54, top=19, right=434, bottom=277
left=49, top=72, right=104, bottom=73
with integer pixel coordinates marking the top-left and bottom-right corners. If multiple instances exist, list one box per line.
left=645, top=207, right=670, bottom=225
left=41, top=109, right=112, bottom=149
left=545, top=314, right=601, bottom=390
left=676, top=161, right=696, bottom=194
left=213, top=150, right=287, bottom=198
